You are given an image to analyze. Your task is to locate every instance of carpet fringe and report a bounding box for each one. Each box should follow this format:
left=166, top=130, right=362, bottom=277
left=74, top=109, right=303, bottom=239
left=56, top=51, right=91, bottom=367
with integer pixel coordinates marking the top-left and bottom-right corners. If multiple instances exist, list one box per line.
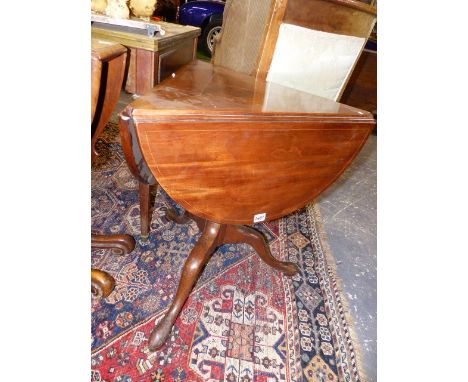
left=308, top=203, right=369, bottom=382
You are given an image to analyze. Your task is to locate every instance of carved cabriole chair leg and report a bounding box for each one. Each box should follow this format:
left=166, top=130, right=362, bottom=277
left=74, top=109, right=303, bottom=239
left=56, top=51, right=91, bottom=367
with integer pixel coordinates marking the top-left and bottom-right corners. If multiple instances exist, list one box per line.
left=224, top=224, right=300, bottom=276
left=148, top=220, right=222, bottom=351
left=91, top=234, right=136, bottom=298
left=139, top=182, right=152, bottom=241
left=91, top=269, right=116, bottom=298
left=91, top=234, right=136, bottom=255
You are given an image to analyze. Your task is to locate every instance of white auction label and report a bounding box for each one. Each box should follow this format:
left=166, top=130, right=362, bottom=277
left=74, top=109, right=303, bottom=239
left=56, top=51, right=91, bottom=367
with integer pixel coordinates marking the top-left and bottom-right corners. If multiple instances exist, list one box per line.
left=253, top=213, right=266, bottom=223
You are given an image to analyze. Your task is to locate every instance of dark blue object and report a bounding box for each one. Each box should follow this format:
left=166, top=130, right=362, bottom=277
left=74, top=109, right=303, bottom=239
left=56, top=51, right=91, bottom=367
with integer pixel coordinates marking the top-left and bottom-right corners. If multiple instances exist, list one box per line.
left=178, top=1, right=377, bottom=55
left=179, top=1, right=225, bottom=26
left=365, top=39, right=377, bottom=52
left=178, top=0, right=225, bottom=56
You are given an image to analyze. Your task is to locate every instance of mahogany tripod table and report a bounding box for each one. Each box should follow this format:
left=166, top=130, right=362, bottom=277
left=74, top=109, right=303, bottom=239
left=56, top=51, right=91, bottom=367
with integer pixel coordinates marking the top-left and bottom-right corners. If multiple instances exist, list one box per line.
left=119, top=60, right=375, bottom=350
left=91, top=38, right=136, bottom=298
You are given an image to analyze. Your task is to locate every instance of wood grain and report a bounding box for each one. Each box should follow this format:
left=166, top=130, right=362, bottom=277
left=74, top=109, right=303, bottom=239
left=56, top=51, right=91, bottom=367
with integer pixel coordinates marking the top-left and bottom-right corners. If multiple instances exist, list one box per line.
left=93, top=23, right=199, bottom=95
left=341, top=49, right=377, bottom=113
left=284, top=0, right=376, bottom=37
left=91, top=39, right=127, bottom=161
left=123, top=60, right=374, bottom=225
left=91, top=269, right=116, bottom=298
left=91, top=22, right=200, bottom=52
left=91, top=39, right=136, bottom=299
left=118, top=0, right=377, bottom=350
left=255, top=0, right=289, bottom=80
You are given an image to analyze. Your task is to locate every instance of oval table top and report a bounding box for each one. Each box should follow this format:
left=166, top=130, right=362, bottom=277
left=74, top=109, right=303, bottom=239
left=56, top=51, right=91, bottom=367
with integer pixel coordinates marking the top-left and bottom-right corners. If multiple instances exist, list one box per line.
left=123, top=60, right=375, bottom=224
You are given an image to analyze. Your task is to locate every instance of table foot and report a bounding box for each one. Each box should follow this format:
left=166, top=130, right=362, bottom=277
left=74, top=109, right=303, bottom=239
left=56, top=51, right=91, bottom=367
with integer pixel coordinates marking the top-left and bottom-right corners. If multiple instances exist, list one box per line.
left=148, top=220, right=222, bottom=351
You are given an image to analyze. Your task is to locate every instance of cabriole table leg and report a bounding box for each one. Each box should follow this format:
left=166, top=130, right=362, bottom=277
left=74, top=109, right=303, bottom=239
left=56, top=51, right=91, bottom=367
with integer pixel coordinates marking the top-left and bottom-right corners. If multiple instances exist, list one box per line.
left=224, top=224, right=299, bottom=276
left=148, top=220, right=222, bottom=350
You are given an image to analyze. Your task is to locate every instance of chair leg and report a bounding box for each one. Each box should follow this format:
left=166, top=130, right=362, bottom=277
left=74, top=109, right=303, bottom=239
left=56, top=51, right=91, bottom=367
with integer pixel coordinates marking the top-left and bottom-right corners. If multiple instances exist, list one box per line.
left=139, top=182, right=151, bottom=241
left=91, top=234, right=136, bottom=255
left=148, top=220, right=222, bottom=351
left=165, top=205, right=191, bottom=225
left=224, top=224, right=299, bottom=276
left=91, top=234, right=135, bottom=298
left=165, top=206, right=205, bottom=232
left=91, top=268, right=116, bottom=298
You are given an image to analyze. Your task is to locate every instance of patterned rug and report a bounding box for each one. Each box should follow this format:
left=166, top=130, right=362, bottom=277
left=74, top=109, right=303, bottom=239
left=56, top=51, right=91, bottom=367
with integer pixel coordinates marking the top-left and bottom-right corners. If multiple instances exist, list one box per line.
left=91, top=123, right=365, bottom=382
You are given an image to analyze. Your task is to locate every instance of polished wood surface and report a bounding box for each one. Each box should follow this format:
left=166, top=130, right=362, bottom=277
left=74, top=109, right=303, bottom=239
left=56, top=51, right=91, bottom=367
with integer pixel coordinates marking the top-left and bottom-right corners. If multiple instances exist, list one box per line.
left=123, top=60, right=374, bottom=225
left=92, top=21, right=200, bottom=51
left=139, top=183, right=151, bottom=240
left=91, top=39, right=127, bottom=123
left=92, top=38, right=128, bottom=59
left=91, top=234, right=136, bottom=255
left=91, top=269, right=116, bottom=298
left=125, top=48, right=157, bottom=94
left=120, top=59, right=374, bottom=349
left=341, top=49, right=377, bottom=114
left=284, top=0, right=376, bottom=37
left=126, top=60, right=371, bottom=115
left=91, top=38, right=136, bottom=298
left=91, top=60, right=102, bottom=121
left=91, top=39, right=127, bottom=162
left=255, top=0, right=289, bottom=80
left=118, top=0, right=376, bottom=348
left=125, top=37, right=196, bottom=94
left=92, top=22, right=200, bottom=94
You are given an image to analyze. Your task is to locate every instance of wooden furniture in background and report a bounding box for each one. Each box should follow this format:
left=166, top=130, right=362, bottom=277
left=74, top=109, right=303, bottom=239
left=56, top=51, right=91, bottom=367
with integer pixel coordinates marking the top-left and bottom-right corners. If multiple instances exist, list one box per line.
left=92, top=21, right=200, bottom=95
left=341, top=22, right=377, bottom=115
left=255, top=0, right=376, bottom=101
left=91, top=39, right=127, bottom=162
left=341, top=48, right=376, bottom=114
left=91, top=39, right=136, bottom=298
left=120, top=0, right=377, bottom=349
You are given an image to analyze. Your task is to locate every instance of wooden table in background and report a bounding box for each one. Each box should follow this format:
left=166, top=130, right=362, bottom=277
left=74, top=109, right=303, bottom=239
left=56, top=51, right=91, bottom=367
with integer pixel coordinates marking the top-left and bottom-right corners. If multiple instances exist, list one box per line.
left=92, top=21, right=200, bottom=95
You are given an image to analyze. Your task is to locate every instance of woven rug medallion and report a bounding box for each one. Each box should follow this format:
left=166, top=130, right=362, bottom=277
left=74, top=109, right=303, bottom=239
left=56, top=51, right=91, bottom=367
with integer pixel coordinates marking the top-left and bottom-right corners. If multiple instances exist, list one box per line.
left=91, top=123, right=364, bottom=382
